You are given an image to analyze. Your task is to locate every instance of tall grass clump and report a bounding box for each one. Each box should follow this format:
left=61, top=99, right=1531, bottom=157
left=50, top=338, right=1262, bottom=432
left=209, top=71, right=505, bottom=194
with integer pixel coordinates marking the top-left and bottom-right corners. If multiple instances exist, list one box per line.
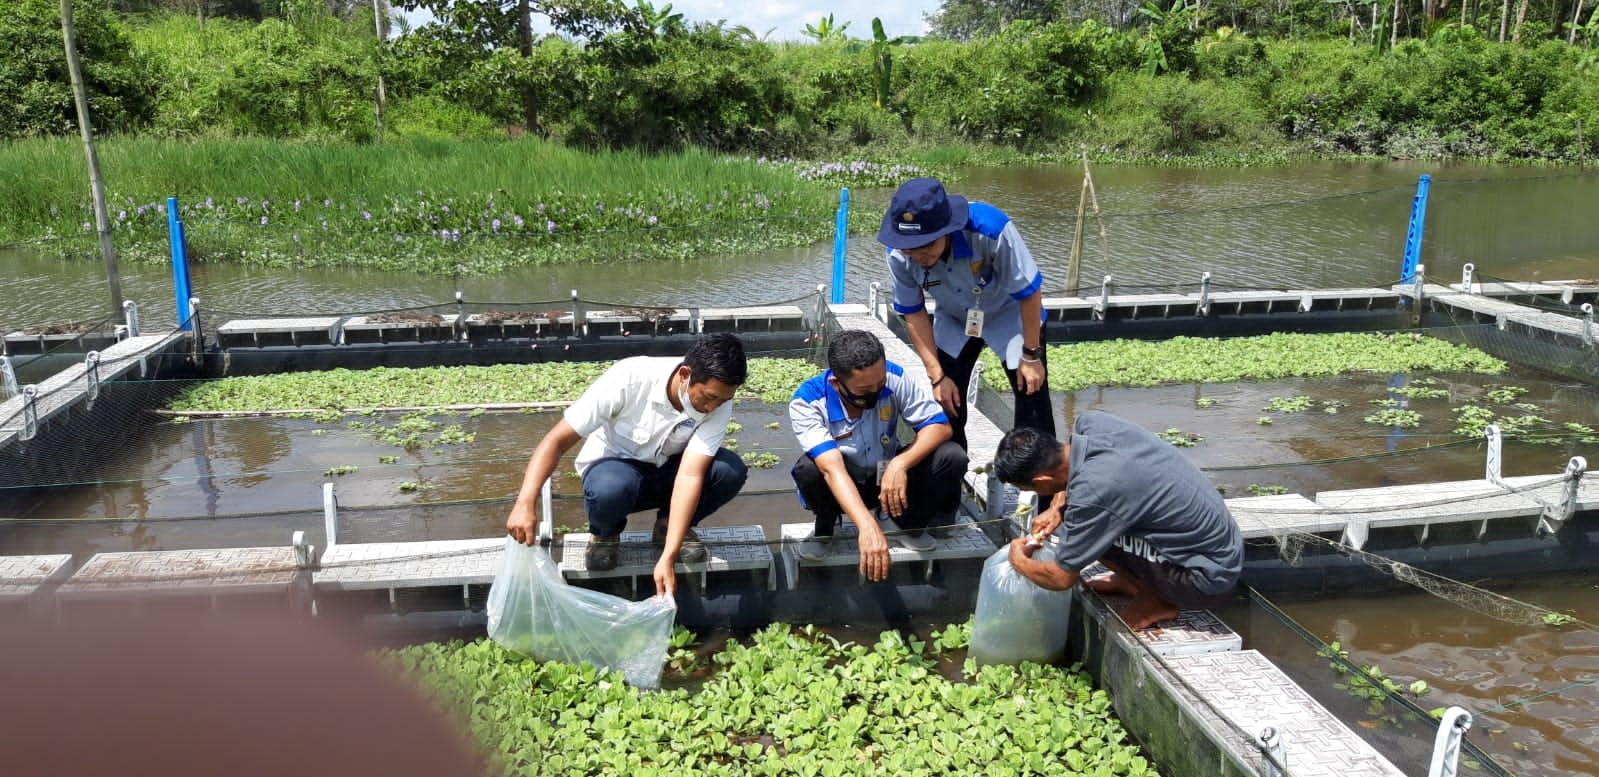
left=0, top=136, right=850, bottom=272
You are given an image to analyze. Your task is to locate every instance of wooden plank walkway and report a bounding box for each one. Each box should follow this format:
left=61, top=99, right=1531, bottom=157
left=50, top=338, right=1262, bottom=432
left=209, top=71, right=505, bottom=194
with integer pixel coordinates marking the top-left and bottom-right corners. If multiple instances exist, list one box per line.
left=0, top=554, right=73, bottom=602
left=315, top=538, right=504, bottom=590
left=1034, top=287, right=1402, bottom=319
left=55, top=547, right=302, bottom=600
left=777, top=514, right=995, bottom=591
left=1404, top=284, right=1595, bottom=341
left=1164, top=650, right=1407, bottom=777
left=0, top=331, right=188, bottom=450
left=559, top=525, right=775, bottom=595
left=216, top=304, right=810, bottom=348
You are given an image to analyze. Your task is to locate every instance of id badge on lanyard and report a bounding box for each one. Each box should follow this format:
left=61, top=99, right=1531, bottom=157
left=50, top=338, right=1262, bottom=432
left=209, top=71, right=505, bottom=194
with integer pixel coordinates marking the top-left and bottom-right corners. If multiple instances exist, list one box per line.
left=965, top=261, right=990, bottom=338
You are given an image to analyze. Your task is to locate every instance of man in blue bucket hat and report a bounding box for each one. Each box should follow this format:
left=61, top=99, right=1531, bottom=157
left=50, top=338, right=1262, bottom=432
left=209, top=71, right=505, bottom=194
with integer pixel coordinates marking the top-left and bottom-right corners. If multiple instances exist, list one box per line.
left=879, top=177, right=1055, bottom=449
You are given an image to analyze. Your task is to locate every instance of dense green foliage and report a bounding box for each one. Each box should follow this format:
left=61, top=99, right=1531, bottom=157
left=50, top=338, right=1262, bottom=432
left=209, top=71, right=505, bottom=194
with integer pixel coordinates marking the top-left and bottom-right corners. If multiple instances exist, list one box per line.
left=0, top=136, right=871, bottom=271
left=4, top=1, right=1596, bottom=269
left=0, top=0, right=154, bottom=137
left=391, top=624, right=1157, bottom=776
left=5, top=0, right=1595, bottom=159
left=978, top=332, right=1507, bottom=392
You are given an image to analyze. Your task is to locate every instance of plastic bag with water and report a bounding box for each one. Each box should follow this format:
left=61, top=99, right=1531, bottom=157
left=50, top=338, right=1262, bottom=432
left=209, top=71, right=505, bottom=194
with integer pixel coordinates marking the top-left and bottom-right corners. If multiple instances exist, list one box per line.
left=968, top=545, right=1074, bottom=666
left=487, top=537, right=677, bottom=689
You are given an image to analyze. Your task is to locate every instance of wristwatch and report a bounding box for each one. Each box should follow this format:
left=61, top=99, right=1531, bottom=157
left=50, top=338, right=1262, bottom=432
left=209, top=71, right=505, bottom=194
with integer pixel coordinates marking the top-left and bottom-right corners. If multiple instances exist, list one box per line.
left=1021, top=345, right=1044, bottom=359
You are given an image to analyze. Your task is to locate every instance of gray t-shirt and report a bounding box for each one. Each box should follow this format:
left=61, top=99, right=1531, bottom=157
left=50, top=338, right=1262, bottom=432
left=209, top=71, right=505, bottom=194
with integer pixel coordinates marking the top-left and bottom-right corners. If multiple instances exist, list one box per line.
left=1052, top=411, right=1244, bottom=594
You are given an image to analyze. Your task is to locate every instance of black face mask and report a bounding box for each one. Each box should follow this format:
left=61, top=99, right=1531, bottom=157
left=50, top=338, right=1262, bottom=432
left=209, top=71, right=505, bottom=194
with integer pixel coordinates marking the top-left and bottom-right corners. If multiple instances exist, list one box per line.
left=835, top=381, right=880, bottom=410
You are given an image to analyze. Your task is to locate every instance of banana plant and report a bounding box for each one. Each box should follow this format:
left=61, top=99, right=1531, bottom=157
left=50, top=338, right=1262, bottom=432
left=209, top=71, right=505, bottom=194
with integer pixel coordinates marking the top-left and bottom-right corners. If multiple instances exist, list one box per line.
left=803, top=13, right=849, bottom=41
left=869, top=17, right=914, bottom=110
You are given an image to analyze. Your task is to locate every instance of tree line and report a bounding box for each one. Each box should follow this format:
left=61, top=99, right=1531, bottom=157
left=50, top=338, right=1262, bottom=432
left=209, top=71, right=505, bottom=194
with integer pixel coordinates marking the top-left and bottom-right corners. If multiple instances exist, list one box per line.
left=2, top=0, right=1596, bottom=160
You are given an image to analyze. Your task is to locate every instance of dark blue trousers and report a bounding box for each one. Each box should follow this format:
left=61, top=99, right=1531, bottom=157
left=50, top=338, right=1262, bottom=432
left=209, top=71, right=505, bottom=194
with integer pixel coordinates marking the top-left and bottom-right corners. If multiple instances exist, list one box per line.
left=581, top=449, right=748, bottom=537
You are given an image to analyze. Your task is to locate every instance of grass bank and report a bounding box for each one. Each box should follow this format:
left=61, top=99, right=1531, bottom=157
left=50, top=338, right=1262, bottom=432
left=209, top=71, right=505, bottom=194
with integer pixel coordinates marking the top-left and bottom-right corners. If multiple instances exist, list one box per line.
left=0, top=137, right=926, bottom=273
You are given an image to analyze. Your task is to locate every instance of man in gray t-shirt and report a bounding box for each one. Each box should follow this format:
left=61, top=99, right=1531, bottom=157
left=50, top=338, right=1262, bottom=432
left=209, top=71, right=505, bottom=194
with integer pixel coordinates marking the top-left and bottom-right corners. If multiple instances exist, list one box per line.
left=992, top=412, right=1244, bottom=629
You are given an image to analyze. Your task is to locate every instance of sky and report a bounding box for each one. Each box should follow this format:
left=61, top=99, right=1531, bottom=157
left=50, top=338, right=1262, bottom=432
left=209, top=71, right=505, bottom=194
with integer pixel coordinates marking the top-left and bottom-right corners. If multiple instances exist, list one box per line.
left=660, top=0, right=941, bottom=41
left=399, top=1, right=943, bottom=42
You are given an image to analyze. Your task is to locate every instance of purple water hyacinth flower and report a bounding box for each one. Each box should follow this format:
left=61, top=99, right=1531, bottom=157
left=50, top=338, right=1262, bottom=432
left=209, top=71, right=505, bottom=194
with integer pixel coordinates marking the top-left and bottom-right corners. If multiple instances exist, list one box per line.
left=546, top=220, right=556, bottom=234
left=118, top=210, right=127, bottom=221
left=323, top=198, right=331, bottom=207
left=136, top=206, right=146, bottom=216
left=82, top=222, right=91, bottom=231
left=647, top=215, right=658, bottom=226
left=292, top=233, right=300, bottom=243
left=293, top=200, right=302, bottom=212
left=395, top=234, right=405, bottom=242
left=513, top=215, right=525, bottom=229
left=236, top=197, right=247, bottom=206
left=491, top=218, right=502, bottom=233
left=260, top=215, right=269, bottom=225
left=205, top=197, right=214, bottom=209
left=441, top=205, right=450, bottom=214
left=157, top=204, right=165, bottom=215
left=362, top=210, right=372, bottom=221
left=536, top=203, right=545, bottom=214
left=450, top=229, right=461, bottom=241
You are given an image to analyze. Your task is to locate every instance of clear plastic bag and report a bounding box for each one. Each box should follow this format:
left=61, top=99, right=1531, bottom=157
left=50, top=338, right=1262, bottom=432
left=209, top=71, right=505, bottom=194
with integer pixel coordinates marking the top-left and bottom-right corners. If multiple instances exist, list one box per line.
left=487, top=538, right=677, bottom=689
left=968, top=545, right=1074, bottom=666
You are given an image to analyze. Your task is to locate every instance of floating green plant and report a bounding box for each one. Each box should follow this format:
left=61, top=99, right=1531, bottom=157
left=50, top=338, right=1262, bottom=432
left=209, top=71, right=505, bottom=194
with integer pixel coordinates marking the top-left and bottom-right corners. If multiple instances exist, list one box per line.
left=390, top=624, right=1156, bottom=776
left=978, top=332, right=1506, bottom=393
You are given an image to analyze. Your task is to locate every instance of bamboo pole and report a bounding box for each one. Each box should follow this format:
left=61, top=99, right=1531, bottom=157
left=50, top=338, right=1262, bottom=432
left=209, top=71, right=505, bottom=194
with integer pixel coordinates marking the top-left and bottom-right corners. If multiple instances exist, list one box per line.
left=61, top=0, right=124, bottom=325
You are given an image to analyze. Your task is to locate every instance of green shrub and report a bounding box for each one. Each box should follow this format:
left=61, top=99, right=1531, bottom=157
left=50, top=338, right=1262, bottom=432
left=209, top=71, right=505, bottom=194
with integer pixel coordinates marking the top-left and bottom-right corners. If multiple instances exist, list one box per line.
left=387, top=96, right=501, bottom=141
left=0, top=0, right=155, bottom=138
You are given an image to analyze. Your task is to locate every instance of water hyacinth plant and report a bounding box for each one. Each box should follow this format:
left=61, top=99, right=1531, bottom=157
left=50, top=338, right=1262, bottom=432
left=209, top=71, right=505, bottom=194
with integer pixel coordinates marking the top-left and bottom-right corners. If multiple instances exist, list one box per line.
left=389, top=624, right=1158, bottom=776
left=168, top=359, right=822, bottom=414
left=1, top=138, right=901, bottom=274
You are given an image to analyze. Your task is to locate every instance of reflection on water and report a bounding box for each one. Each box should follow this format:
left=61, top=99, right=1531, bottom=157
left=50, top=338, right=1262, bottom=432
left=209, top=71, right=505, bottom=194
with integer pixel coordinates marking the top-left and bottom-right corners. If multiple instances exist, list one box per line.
left=1227, top=576, right=1599, bottom=777
left=3, top=159, right=1598, bottom=773
left=4, top=162, right=1597, bottom=329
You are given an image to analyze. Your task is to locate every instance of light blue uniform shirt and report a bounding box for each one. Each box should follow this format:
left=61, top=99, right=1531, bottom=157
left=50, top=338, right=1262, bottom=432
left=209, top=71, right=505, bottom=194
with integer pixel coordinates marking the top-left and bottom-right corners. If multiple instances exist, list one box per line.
left=887, top=201, right=1044, bottom=369
left=789, top=361, right=949, bottom=480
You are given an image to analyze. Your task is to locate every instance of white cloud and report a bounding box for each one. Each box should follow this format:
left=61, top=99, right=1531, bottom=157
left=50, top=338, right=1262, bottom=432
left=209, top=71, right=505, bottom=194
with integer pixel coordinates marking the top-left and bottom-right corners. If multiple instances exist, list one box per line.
left=665, top=0, right=937, bottom=41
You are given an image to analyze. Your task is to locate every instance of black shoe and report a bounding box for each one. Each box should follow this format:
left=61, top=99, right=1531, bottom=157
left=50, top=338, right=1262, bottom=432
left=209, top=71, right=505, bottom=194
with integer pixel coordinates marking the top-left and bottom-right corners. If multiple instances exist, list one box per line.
left=585, top=535, right=619, bottom=571
left=654, top=520, right=708, bottom=563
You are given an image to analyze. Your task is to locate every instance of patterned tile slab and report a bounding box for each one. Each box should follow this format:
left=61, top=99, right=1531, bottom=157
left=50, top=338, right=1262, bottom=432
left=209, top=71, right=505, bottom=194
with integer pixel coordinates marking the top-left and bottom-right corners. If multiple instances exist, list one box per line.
left=779, top=515, right=996, bottom=590
left=57, top=547, right=301, bottom=598
left=1078, top=562, right=1241, bottom=656
left=0, top=554, right=73, bottom=600
left=315, top=538, right=505, bottom=590
left=558, top=524, right=773, bottom=580
left=1165, top=650, right=1406, bottom=777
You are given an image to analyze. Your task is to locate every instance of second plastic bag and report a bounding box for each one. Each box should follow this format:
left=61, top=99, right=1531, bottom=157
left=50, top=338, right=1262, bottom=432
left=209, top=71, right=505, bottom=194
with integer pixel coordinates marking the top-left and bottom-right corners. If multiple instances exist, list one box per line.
left=968, top=545, right=1074, bottom=666
left=487, top=537, right=677, bottom=689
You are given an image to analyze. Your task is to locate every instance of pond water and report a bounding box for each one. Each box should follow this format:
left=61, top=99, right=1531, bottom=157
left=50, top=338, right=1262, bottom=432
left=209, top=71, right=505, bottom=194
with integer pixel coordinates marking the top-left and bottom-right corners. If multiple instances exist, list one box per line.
left=4, top=359, right=1595, bottom=775
left=4, top=158, right=1597, bottom=776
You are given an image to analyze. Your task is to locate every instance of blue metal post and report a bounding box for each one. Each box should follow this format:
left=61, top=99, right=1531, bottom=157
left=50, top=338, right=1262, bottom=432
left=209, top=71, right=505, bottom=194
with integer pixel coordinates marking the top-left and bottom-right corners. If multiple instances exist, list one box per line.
left=830, top=188, right=850, bottom=304
left=1400, top=174, right=1431, bottom=283
left=167, top=196, right=194, bottom=330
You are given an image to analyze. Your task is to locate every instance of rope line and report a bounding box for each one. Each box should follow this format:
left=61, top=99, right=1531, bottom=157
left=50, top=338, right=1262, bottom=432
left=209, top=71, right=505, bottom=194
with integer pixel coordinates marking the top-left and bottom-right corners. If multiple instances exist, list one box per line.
left=1245, top=585, right=1517, bottom=777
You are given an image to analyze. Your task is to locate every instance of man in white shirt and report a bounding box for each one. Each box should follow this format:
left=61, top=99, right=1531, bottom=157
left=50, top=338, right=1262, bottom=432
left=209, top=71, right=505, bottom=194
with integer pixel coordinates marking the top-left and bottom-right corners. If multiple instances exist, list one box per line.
left=505, top=334, right=749, bottom=596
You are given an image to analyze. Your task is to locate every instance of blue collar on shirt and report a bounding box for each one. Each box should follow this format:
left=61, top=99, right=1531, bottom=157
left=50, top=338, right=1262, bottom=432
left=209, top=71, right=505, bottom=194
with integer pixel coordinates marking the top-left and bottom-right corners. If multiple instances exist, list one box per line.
left=950, top=230, right=973, bottom=260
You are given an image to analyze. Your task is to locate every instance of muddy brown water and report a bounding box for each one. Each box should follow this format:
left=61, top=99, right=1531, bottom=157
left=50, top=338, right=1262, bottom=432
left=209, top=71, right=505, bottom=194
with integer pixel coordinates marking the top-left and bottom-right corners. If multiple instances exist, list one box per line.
left=4, top=159, right=1598, bottom=774
left=4, top=361, right=1596, bottom=776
